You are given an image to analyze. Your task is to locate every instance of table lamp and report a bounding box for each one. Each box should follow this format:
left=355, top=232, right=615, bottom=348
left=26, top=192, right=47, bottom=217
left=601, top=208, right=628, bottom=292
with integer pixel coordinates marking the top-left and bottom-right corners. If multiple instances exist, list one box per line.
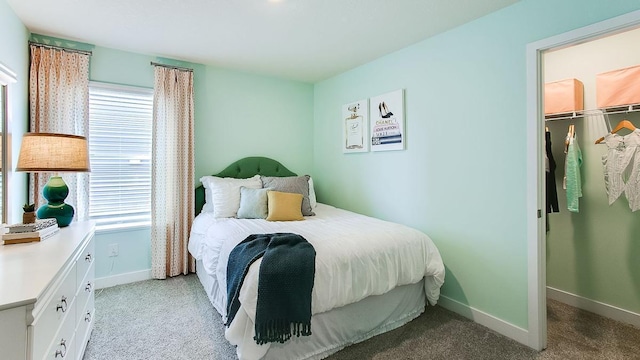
left=16, top=133, right=90, bottom=227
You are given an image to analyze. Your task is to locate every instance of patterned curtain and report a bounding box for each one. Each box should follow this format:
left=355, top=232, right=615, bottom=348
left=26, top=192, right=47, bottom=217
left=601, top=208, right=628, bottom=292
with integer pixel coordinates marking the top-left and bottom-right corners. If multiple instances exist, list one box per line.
left=151, top=66, right=195, bottom=279
left=29, top=45, right=90, bottom=220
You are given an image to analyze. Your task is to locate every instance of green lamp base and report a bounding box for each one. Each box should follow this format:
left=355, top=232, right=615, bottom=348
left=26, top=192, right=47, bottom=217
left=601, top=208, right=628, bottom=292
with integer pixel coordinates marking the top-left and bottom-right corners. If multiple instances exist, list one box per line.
left=37, top=176, right=75, bottom=227
left=37, top=202, right=74, bottom=227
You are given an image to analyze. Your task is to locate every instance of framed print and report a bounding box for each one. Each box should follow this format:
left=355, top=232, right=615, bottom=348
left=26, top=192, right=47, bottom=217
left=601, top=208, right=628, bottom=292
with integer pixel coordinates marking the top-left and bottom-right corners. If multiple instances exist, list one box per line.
left=370, top=89, right=404, bottom=151
left=342, top=99, right=369, bottom=153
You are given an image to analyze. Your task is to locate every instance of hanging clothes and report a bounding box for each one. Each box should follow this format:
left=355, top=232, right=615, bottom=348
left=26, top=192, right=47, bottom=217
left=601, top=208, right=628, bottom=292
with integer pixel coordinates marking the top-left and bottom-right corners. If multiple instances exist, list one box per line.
left=600, top=128, right=640, bottom=212
left=564, top=126, right=582, bottom=213
left=545, top=130, right=560, bottom=213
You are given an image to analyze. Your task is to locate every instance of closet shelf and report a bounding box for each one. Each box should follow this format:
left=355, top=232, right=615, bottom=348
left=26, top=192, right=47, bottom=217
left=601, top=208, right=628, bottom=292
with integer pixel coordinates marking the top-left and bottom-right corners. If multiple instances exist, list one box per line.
left=545, top=103, right=640, bottom=121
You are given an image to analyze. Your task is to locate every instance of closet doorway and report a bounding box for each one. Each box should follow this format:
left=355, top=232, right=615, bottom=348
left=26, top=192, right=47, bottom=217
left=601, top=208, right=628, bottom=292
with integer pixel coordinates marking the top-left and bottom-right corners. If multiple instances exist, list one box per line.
left=543, top=25, right=640, bottom=351
left=526, top=10, right=640, bottom=351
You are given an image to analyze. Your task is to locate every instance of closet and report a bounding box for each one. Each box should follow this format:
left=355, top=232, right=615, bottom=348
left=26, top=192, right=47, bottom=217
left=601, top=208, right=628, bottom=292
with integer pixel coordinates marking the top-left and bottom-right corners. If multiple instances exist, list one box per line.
left=543, top=27, right=640, bottom=335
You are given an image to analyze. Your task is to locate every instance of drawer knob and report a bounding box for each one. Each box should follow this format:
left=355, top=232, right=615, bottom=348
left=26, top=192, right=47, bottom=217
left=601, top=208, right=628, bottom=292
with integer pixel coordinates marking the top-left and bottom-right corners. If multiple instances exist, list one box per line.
left=56, top=296, right=68, bottom=313
left=85, top=253, right=93, bottom=262
left=54, top=338, right=67, bottom=358
left=85, top=311, right=92, bottom=322
left=85, top=282, right=93, bottom=292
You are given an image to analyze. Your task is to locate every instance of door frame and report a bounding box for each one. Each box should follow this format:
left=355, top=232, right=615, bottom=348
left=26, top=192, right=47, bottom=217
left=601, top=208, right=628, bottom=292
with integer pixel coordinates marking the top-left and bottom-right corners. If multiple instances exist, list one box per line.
left=526, top=9, right=640, bottom=351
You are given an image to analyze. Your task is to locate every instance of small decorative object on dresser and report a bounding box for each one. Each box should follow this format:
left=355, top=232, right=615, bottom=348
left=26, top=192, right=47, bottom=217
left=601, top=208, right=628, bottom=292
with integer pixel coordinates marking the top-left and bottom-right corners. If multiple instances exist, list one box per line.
left=22, top=203, right=36, bottom=224
left=2, top=219, right=59, bottom=245
left=7, top=217, right=57, bottom=233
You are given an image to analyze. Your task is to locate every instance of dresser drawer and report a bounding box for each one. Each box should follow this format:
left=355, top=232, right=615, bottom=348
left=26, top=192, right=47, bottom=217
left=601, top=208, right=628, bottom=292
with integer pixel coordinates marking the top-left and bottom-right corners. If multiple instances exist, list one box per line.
left=31, top=262, right=77, bottom=360
left=76, top=237, right=95, bottom=286
left=75, top=261, right=95, bottom=324
left=75, top=294, right=94, bottom=358
left=43, top=321, right=76, bottom=360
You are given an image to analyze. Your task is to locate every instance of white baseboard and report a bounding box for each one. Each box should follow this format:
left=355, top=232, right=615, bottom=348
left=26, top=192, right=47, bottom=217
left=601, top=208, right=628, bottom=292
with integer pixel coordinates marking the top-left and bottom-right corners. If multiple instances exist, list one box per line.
left=95, top=269, right=152, bottom=290
left=437, top=295, right=529, bottom=346
left=547, top=286, right=640, bottom=329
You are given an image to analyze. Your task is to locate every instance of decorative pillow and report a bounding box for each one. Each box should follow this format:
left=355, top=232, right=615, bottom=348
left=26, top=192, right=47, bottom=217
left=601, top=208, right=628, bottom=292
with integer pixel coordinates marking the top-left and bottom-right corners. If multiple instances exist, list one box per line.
left=308, top=177, right=317, bottom=209
left=261, top=175, right=315, bottom=216
left=206, top=175, right=262, bottom=218
left=237, top=187, right=269, bottom=219
left=266, top=191, right=304, bottom=221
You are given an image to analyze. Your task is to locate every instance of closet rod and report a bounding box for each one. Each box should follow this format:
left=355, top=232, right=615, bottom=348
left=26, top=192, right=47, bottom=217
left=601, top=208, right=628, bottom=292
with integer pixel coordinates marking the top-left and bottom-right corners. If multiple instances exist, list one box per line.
left=28, top=41, right=92, bottom=56
left=545, top=106, right=640, bottom=121
left=545, top=110, right=602, bottom=121
left=150, top=62, right=193, bottom=72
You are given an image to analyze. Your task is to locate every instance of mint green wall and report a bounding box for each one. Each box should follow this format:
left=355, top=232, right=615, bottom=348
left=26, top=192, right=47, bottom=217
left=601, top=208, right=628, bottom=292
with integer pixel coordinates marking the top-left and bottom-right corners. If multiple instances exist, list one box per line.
left=0, top=0, right=29, bottom=225
left=94, top=228, right=151, bottom=279
left=194, top=68, right=314, bottom=181
left=27, top=36, right=314, bottom=280
left=544, top=30, right=640, bottom=314
left=312, top=0, right=640, bottom=329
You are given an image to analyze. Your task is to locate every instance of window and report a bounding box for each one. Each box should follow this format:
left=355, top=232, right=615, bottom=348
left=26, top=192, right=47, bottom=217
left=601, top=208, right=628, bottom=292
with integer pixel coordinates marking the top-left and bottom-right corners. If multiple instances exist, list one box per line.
left=88, top=82, right=153, bottom=229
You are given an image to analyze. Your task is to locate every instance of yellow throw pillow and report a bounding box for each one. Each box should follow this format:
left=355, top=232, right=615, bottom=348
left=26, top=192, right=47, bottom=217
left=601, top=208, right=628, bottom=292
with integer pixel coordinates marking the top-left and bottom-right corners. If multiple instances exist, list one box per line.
left=266, top=191, right=304, bottom=221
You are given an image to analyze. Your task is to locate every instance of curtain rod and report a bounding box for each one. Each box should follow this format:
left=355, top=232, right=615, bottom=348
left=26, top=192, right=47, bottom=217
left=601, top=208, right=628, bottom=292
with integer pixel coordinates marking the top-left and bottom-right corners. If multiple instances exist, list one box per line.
left=150, top=62, right=193, bottom=72
left=28, top=41, right=92, bottom=56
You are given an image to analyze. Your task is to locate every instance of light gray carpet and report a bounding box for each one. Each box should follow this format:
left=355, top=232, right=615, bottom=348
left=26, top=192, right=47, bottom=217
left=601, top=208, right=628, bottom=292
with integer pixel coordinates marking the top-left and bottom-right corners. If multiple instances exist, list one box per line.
left=83, top=275, right=640, bottom=360
left=542, top=298, right=640, bottom=360
left=84, top=274, right=236, bottom=360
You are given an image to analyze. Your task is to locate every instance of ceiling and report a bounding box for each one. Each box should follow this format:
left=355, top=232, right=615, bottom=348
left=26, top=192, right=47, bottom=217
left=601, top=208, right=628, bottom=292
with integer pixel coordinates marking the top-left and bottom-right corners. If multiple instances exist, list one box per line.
left=7, top=0, right=519, bottom=83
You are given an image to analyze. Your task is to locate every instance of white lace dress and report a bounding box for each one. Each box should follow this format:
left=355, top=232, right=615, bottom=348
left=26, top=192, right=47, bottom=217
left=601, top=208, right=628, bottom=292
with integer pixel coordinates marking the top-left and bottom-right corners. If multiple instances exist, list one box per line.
left=601, top=128, right=640, bottom=211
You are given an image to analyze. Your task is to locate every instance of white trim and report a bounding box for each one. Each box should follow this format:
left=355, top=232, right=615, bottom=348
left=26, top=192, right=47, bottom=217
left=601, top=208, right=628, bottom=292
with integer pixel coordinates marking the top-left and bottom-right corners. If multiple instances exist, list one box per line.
left=0, top=63, right=17, bottom=86
left=95, top=269, right=151, bottom=289
left=547, top=287, right=640, bottom=329
left=437, top=295, right=529, bottom=346
left=526, top=9, right=640, bottom=352
left=0, top=62, right=17, bottom=225
left=525, top=40, right=546, bottom=351
left=95, top=222, right=151, bottom=234
left=88, top=80, right=153, bottom=94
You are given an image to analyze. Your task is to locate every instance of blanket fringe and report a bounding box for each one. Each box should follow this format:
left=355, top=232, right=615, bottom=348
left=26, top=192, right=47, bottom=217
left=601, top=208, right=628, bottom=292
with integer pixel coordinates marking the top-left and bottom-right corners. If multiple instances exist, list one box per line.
left=254, top=319, right=312, bottom=345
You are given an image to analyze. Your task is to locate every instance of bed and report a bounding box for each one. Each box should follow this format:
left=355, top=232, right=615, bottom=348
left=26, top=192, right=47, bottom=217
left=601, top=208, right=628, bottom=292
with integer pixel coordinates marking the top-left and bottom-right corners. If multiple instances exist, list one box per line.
left=188, top=157, right=445, bottom=360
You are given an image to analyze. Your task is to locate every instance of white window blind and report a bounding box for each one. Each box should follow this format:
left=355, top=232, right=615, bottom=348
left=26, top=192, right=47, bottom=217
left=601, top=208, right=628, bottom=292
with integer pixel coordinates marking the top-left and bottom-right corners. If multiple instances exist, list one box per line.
left=89, top=82, right=153, bottom=229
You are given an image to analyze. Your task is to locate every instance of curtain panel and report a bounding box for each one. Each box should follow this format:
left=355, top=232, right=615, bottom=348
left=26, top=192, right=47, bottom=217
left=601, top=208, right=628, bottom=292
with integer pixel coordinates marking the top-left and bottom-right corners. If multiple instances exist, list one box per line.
left=151, top=66, right=195, bottom=279
left=28, top=45, right=90, bottom=220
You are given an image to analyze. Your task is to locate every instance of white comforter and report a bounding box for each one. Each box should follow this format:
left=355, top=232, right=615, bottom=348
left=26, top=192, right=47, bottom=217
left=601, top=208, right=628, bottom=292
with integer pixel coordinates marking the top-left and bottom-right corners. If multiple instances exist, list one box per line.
left=188, top=203, right=445, bottom=359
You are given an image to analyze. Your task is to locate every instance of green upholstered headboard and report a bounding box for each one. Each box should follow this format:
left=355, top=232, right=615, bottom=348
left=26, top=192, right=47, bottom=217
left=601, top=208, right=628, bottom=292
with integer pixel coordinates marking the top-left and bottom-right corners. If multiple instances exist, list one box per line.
left=195, top=157, right=297, bottom=215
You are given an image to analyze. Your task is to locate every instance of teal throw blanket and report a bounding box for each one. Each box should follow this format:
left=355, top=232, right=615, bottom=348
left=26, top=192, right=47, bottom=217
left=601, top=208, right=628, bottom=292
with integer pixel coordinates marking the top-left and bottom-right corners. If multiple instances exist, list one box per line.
left=226, top=233, right=316, bottom=344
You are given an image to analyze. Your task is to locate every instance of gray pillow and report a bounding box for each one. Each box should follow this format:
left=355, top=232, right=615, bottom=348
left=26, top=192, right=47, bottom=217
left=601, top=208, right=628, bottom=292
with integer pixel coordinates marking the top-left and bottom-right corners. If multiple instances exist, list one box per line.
left=261, top=175, right=315, bottom=216
left=237, top=187, right=269, bottom=219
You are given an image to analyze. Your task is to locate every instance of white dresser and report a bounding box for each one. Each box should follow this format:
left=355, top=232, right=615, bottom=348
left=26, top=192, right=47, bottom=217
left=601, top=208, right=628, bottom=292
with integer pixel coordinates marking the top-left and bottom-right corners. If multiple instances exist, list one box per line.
left=0, top=221, right=96, bottom=360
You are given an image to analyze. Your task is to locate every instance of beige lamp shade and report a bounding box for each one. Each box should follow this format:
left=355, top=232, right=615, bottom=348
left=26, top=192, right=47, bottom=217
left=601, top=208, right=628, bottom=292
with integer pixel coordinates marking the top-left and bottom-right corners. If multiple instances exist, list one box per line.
left=16, top=133, right=90, bottom=172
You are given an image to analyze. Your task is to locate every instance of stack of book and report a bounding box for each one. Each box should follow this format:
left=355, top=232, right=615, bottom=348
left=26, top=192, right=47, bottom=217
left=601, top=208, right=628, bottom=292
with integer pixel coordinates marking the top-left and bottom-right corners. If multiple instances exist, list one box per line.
left=3, top=218, right=59, bottom=245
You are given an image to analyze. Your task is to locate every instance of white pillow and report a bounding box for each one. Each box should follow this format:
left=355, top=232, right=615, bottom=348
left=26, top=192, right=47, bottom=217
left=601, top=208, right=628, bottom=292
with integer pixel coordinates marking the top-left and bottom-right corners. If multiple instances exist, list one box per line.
left=202, top=175, right=316, bottom=213
left=206, top=175, right=262, bottom=218
left=308, top=177, right=317, bottom=209
left=200, top=176, right=217, bottom=213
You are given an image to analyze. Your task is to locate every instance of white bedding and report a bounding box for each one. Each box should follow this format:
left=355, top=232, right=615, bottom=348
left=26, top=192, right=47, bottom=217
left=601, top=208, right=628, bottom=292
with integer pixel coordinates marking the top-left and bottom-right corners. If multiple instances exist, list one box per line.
left=188, top=203, right=445, bottom=359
